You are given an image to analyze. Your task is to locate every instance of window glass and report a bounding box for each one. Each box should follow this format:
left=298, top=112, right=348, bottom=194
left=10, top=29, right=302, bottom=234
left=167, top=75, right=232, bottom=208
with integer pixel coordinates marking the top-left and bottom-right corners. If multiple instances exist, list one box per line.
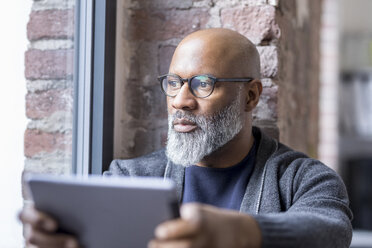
left=24, top=0, right=75, bottom=176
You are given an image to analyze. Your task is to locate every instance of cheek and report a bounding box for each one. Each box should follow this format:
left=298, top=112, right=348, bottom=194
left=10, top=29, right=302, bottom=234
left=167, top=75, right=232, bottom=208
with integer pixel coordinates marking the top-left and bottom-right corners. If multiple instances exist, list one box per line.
left=197, top=101, right=218, bottom=115
left=166, top=98, right=173, bottom=113
left=203, top=90, right=239, bottom=113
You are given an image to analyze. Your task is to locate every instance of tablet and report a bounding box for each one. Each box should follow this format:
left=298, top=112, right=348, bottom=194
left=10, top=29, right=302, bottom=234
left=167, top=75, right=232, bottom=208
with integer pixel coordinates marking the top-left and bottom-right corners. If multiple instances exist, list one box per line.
left=26, top=174, right=179, bottom=248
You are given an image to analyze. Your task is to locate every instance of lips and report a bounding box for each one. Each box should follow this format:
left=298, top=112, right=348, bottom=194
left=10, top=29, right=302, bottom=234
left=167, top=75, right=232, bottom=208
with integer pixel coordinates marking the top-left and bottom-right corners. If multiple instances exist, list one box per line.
left=173, top=118, right=197, bottom=133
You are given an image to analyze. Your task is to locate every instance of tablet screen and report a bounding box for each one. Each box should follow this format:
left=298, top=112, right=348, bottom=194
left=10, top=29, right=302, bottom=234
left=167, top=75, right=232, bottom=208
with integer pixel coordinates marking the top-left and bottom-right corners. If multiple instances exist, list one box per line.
left=26, top=174, right=179, bottom=248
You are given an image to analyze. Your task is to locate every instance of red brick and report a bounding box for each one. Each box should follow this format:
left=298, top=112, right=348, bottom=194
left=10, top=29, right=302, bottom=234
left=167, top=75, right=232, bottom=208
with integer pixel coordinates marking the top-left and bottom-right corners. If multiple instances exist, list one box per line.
left=24, top=129, right=72, bottom=158
left=221, top=5, right=280, bottom=45
left=253, top=85, right=278, bottom=121
left=27, top=9, right=74, bottom=41
left=126, top=42, right=159, bottom=85
left=262, top=86, right=278, bottom=118
left=132, top=0, right=192, bottom=10
left=25, top=49, right=74, bottom=80
left=158, top=45, right=176, bottom=74
left=128, top=8, right=209, bottom=41
left=26, top=88, right=73, bottom=119
left=257, top=46, right=278, bottom=78
left=125, top=85, right=167, bottom=120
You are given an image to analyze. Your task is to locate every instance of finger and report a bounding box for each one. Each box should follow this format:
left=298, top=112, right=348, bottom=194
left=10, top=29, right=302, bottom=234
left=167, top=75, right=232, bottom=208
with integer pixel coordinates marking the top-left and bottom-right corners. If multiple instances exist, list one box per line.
left=25, top=224, right=79, bottom=248
left=19, top=207, right=57, bottom=232
left=148, top=239, right=194, bottom=248
left=180, top=203, right=204, bottom=222
left=154, top=203, right=204, bottom=240
left=155, top=219, right=200, bottom=240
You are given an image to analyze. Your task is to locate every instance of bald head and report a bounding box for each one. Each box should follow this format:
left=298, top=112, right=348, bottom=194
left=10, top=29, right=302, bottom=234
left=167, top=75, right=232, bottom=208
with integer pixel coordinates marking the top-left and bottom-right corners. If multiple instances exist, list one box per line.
left=169, top=28, right=260, bottom=79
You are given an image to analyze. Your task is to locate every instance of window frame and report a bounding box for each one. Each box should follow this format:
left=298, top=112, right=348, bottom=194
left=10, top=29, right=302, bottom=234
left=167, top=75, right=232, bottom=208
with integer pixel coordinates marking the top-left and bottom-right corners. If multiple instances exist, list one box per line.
left=72, top=0, right=116, bottom=175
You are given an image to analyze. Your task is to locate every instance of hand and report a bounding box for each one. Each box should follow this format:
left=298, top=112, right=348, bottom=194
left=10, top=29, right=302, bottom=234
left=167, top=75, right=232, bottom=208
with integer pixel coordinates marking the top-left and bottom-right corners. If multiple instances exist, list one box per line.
left=19, top=206, right=80, bottom=248
left=148, top=203, right=262, bottom=248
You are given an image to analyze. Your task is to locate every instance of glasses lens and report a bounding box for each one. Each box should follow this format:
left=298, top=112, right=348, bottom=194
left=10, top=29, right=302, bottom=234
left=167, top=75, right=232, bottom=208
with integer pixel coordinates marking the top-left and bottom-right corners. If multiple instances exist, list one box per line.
left=190, top=75, right=214, bottom=97
left=162, top=75, right=181, bottom=96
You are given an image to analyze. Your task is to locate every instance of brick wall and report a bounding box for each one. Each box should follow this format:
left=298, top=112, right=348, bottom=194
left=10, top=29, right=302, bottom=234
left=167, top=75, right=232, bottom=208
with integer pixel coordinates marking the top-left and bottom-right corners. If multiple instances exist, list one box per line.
left=24, top=0, right=75, bottom=175
left=114, top=0, right=321, bottom=159
left=276, top=0, right=322, bottom=157
left=24, top=0, right=322, bottom=172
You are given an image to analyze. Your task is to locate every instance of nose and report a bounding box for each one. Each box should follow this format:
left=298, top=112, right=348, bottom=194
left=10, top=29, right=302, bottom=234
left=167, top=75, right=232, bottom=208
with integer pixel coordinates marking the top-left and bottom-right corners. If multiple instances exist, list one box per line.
left=170, top=83, right=197, bottom=111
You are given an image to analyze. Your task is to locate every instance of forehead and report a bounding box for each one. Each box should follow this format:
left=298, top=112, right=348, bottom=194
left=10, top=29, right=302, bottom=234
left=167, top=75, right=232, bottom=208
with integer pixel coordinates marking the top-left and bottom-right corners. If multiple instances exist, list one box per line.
left=169, top=38, right=237, bottom=78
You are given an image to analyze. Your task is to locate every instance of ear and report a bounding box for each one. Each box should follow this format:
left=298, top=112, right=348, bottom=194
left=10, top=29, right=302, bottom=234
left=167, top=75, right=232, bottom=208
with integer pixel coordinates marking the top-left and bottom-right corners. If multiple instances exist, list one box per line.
left=244, top=79, right=262, bottom=112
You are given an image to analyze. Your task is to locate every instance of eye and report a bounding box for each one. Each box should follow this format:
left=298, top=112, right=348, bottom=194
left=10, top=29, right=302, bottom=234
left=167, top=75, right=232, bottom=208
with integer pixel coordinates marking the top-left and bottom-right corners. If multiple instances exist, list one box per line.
left=200, top=81, right=211, bottom=88
left=168, top=80, right=179, bottom=88
left=193, top=76, right=213, bottom=91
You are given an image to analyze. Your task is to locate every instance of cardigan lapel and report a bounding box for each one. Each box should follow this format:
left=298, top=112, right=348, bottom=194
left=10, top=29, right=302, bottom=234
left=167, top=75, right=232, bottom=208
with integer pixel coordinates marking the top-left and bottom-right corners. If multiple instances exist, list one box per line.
left=239, top=127, right=278, bottom=214
left=165, top=160, right=185, bottom=203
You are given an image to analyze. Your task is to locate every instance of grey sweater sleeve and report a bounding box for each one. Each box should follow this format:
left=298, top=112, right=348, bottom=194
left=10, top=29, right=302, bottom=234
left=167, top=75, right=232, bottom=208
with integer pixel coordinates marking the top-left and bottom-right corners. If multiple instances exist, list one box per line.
left=254, top=159, right=353, bottom=248
left=105, top=149, right=168, bottom=177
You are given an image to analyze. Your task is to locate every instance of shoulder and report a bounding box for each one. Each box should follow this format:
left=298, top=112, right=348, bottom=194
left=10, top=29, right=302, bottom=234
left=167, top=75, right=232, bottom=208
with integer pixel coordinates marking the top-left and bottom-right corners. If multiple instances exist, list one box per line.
left=255, top=127, right=348, bottom=204
left=254, top=126, right=314, bottom=175
left=271, top=141, right=339, bottom=183
left=107, top=149, right=168, bottom=177
left=255, top=126, right=336, bottom=179
left=269, top=140, right=343, bottom=185
left=267, top=140, right=349, bottom=209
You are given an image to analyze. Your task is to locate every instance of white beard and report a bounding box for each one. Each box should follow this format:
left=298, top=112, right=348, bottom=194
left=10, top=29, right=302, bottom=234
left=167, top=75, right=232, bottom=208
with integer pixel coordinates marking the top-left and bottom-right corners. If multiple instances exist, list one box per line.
left=166, top=94, right=244, bottom=166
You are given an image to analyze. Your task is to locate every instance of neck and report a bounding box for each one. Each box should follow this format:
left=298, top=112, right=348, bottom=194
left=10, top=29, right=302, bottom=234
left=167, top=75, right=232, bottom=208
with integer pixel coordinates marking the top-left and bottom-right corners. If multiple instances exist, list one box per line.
left=196, top=126, right=254, bottom=168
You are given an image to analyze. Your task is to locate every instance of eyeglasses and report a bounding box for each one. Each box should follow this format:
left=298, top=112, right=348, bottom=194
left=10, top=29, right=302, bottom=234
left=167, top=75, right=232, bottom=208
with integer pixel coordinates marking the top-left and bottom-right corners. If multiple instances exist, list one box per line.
left=158, top=74, right=254, bottom=98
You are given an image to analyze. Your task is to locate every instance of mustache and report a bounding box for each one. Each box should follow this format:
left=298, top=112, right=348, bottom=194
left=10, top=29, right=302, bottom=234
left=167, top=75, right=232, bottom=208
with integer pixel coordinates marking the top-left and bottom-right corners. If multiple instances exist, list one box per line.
left=169, top=111, right=204, bottom=128
left=171, top=111, right=196, bottom=121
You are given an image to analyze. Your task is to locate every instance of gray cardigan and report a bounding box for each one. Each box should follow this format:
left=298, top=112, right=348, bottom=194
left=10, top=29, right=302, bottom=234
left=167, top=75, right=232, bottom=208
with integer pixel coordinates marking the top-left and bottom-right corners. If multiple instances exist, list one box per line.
left=108, top=127, right=353, bottom=248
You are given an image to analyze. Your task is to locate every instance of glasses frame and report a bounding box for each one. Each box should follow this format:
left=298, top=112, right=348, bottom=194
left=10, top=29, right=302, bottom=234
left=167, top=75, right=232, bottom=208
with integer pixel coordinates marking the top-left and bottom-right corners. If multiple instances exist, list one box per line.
left=158, top=73, right=254, bottom=98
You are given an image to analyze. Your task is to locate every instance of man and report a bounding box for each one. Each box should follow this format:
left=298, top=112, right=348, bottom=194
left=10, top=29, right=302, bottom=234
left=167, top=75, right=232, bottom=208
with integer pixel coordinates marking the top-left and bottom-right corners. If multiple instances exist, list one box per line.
left=20, top=28, right=352, bottom=248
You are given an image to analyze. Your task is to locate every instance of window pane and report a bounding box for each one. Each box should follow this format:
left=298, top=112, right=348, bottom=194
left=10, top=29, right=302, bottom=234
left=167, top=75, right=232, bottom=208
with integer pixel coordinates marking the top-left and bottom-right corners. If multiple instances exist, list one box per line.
left=24, top=0, right=75, bottom=176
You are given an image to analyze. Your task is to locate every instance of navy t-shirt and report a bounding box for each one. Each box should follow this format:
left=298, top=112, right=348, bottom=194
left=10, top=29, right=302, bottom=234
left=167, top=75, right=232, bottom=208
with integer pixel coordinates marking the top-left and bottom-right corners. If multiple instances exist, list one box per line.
left=182, top=141, right=257, bottom=210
